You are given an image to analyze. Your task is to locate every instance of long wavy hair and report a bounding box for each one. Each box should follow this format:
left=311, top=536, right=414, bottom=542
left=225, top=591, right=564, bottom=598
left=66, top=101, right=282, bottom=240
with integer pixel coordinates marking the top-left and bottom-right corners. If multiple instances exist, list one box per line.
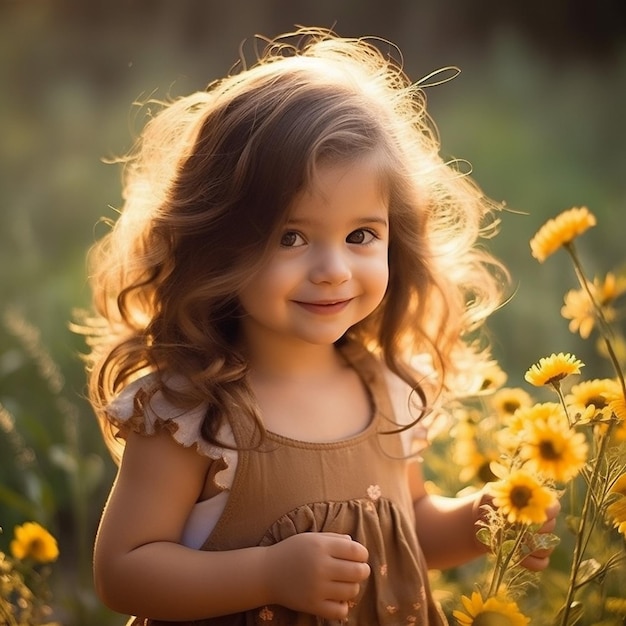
left=80, top=28, right=509, bottom=463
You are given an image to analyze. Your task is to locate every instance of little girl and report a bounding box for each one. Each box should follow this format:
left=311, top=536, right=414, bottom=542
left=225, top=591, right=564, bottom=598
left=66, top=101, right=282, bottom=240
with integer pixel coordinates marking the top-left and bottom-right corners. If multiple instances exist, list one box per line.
left=82, top=28, right=558, bottom=625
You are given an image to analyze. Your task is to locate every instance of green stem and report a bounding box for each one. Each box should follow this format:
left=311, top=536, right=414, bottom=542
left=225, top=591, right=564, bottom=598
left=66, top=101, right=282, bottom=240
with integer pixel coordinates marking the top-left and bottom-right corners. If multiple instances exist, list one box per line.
left=551, top=381, right=573, bottom=425
left=564, top=243, right=626, bottom=398
left=602, top=336, right=626, bottom=400
left=487, top=524, right=526, bottom=597
left=564, top=243, right=612, bottom=334
left=486, top=527, right=503, bottom=598
left=559, top=425, right=612, bottom=625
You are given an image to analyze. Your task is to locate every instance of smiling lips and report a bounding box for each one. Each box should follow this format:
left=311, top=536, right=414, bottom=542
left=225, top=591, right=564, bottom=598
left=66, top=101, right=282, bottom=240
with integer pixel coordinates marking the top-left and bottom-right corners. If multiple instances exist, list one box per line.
left=294, top=299, right=354, bottom=315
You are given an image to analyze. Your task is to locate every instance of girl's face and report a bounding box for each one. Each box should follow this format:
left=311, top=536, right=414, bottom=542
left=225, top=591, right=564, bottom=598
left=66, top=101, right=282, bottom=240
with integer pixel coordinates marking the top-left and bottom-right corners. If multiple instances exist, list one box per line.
left=238, top=157, right=390, bottom=353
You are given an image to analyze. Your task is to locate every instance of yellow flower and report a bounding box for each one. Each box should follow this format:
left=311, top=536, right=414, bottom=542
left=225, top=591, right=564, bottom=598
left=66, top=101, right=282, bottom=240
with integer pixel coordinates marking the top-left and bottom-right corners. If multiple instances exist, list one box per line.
left=566, top=378, right=620, bottom=424
left=453, top=591, right=530, bottom=626
left=529, top=206, right=596, bottom=263
left=561, top=273, right=625, bottom=339
left=488, top=469, right=557, bottom=525
left=519, top=416, right=588, bottom=483
left=451, top=413, right=478, bottom=457
left=607, top=499, right=626, bottom=538
left=605, top=596, right=626, bottom=616
left=561, top=288, right=596, bottom=339
left=490, top=387, right=533, bottom=418
left=451, top=411, right=500, bottom=484
left=606, top=473, right=626, bottom=539
left=461, top=359, right=508, bottom=395
left=10, top=521, right=59, bottom=563
left=478, top=361, right=508, bottom=393
left=608, top=392, right=626, bottom=423
left=505, top=402, right=564, bottom=434
left=613, top=421, right=626, bottom=442
left=524, top=353, right=584, bottom=387
left=497, top=402, right=564, bottom=451
left=452, top=418, right=486, bottom=483
left=459, top=449, right=500, bottom=485
left=597, top=272, right=626, bottom=304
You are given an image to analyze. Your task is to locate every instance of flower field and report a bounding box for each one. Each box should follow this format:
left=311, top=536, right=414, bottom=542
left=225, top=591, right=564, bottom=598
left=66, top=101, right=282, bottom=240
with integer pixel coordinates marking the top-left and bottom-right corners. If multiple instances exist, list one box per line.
left=2, top=3, right=625, bottom=624
left=427, top=208, right=626, bottom=624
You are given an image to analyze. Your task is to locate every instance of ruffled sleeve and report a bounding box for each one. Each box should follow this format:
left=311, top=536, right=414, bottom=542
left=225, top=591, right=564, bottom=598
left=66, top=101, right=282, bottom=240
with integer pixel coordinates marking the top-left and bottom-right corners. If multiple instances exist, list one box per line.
left=105, top=373, right=237, bottom=490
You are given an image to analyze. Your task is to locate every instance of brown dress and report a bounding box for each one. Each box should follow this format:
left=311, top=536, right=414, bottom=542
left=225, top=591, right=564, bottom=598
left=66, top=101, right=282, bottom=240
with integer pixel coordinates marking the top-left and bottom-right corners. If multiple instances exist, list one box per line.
left=110, top=344, right=448, bottom=626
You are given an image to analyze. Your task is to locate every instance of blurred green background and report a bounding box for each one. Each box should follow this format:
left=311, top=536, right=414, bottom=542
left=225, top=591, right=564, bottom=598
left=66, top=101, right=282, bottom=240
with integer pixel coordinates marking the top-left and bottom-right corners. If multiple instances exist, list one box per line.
left=1, top=1, right=624, bottom=624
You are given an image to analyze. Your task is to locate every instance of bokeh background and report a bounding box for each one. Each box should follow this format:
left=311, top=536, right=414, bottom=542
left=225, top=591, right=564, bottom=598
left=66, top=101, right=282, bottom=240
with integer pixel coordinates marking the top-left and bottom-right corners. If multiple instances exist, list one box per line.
left=1, top=1, right=625, bottom=624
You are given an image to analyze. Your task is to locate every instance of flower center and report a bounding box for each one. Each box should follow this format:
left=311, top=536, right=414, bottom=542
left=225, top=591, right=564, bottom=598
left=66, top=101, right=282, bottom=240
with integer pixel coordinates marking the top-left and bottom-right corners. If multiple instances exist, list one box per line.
left=478, top=461, right=498, bottom=484
left=502, top=401, right=520, bottom=414
left=546, top=373, right=568, bottom=385
left=30, top=538, right=46, bottom=558
left=539, top=440, right=562, bottom=460
left=586, top=395, right=607, bottom=409
left=473, top=611, right=515, bottom=626
left=509, top=485, right=532, bottom=508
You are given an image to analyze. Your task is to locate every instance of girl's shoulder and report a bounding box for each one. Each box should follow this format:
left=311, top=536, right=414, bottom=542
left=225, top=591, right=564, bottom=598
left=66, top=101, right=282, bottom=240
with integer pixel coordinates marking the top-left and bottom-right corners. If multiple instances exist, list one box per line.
left=105, top=372, right=235, bottom=464
left=376, top=353, right=448, bottom=457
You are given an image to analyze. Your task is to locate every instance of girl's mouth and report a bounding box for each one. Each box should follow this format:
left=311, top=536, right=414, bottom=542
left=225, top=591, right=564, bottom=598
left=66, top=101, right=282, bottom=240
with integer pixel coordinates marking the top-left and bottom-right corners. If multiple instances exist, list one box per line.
left=294, top=299, right=353, bottom=315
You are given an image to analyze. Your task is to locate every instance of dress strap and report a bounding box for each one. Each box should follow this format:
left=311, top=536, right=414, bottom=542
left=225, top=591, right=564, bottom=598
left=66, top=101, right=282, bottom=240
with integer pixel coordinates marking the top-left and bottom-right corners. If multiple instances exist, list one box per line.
left=337, top=341, right=398, bottom=430
left=339, top=341, right=431, bottom=457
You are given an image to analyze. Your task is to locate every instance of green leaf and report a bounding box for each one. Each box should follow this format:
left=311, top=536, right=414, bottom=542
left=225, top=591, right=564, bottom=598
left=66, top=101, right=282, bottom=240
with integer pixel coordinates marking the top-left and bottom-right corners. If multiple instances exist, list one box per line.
left=532, top=532, right=561, bottom=551
left=476, top=527, right=491, bottom=546
left=575, top=558, right=604, bottom=587
left=501, top=539, right=517, bottom=558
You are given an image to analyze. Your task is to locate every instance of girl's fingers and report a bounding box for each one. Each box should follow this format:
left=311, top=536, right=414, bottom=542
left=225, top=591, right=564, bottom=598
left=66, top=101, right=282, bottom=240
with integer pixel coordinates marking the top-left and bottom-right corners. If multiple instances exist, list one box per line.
left=328, top=534, right=370, bottom=563
left=521, top=553, right=551, bottom=572
left=323, top=580, right=362, bottom=602
left=329, top=559, right=370, bottom=584
left=538, top=516, right=557, bottom=533
left=318, top=599, right=351, bottom=622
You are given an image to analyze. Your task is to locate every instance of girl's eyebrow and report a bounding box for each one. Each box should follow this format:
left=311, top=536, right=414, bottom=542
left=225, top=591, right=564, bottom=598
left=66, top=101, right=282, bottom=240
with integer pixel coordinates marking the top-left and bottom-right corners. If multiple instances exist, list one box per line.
left=355, top=216, right=389, bottom=227
left=285, top=215, right=389, bottom=228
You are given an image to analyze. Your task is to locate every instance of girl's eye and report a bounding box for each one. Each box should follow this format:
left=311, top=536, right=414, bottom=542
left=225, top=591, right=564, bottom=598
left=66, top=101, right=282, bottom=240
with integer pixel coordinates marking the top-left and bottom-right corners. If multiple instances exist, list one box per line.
left=346, top=228, right=376, bottom=245
left=280, top=231, right=305, bottom=247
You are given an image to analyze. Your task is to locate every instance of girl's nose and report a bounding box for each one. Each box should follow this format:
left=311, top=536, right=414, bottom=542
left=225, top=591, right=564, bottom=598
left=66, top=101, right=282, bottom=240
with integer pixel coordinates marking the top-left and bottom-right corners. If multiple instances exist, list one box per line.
left=309, top=246, right=352, bottom=285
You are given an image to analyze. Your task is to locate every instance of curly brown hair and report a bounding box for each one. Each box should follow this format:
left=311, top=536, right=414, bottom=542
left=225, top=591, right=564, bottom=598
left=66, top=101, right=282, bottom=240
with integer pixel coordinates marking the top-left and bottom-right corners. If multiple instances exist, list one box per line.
left=78, top=28, right=509, bottom=463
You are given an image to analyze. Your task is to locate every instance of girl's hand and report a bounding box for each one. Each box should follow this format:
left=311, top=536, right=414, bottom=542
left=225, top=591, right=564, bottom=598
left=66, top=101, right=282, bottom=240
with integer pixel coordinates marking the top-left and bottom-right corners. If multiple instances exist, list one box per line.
left=264, top=532, right=370, bottom=620
left=520, top=499, right=561, bottom=571
left=476, top=491, right=561, bottom=572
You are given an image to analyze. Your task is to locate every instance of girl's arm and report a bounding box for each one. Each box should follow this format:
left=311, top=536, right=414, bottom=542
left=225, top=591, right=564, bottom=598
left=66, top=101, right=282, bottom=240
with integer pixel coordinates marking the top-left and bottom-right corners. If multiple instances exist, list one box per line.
left=408, top=460, right=559, bottom=571
left=94, top=428, right=369, bottom=621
